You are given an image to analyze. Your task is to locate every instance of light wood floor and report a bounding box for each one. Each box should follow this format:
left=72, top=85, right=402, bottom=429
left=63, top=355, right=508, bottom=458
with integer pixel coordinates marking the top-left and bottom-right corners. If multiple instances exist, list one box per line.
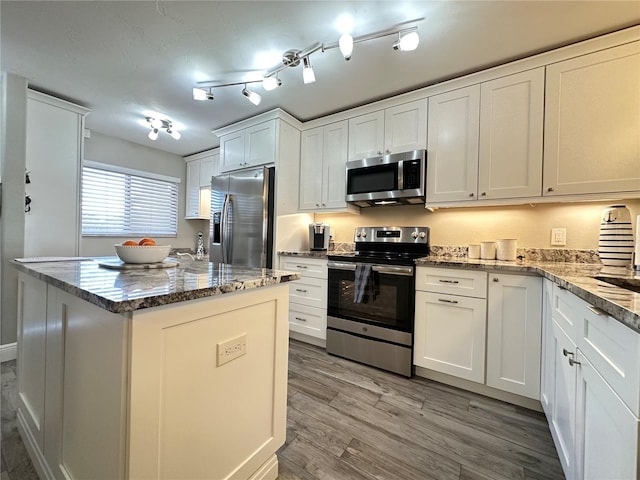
left=1, top=340, right=564, bottom=479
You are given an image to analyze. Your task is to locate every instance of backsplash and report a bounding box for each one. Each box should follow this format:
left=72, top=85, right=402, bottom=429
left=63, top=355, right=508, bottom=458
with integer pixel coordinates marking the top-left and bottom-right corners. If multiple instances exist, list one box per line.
left=331, top=242, right=601, bottom=263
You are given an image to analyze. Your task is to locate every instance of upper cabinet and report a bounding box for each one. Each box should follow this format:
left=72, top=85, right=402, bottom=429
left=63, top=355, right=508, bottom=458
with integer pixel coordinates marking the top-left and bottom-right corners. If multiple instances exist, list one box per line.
left=219, top=120, right=276, bottom=173
left=184, top=148, right=219, bottom=220
left=427, top=68, right=544, bottom=204
left=543, top=41, right=640, bottom=196
left=299, top=120, right=355, bottom=212
left=348, top=99, right=427, bottom=160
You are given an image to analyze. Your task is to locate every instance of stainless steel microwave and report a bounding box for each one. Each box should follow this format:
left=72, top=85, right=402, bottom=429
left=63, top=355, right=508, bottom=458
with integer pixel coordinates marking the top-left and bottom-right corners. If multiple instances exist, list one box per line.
left=345, top=150, right=426, bottom=207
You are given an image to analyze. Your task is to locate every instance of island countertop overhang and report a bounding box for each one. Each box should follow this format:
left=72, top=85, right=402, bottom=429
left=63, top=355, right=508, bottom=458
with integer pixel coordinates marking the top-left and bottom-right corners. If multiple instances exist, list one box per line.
left=11, top=257, right=301, bottom=314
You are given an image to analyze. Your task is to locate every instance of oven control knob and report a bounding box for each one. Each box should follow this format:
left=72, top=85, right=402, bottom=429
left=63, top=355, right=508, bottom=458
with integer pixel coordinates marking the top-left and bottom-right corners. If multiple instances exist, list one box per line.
left=361, top=231, right=367, bottom=238
left=355, top=232, right=361, bottom=237
left=419, top=232, right=426, bottom=239
left=412, top=232, right=418, bottom=239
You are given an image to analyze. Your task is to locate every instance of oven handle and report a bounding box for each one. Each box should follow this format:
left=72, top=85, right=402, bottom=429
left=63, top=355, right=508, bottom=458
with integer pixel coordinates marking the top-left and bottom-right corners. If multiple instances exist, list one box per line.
left=327, top=261, right=413, bottom=276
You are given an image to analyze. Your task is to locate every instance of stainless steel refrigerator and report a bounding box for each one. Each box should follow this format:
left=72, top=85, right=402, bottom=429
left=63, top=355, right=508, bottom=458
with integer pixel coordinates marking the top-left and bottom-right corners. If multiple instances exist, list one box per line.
left=210, top=166, right=275, bottom=268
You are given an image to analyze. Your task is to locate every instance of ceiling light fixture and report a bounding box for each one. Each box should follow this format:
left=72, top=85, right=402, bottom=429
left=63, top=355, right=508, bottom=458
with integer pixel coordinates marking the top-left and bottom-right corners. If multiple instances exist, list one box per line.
left=242, top=84, right=262, bottom=105
left=145, top=117, right=181, bottom=141
left=193, top=21, right=421, bottom=105
left=302, top=57, right=316, bottom=84
left=338, top=33, right=354, bottom=61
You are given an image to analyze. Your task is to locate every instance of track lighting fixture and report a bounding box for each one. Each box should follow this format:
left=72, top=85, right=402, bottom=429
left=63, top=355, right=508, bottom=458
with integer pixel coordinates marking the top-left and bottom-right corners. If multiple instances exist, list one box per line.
left=242, top=84, right=262, bottom=105
left=302, top=57, right=316, bottom=84
left=338, top=33, right=354, bottom=61
left=193, top=21, right=421, bottom=105
left=145, top=117, right=181, bottom=141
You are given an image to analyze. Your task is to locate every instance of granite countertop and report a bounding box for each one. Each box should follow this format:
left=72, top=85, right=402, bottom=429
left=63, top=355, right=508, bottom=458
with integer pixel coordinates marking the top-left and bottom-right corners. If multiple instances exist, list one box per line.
left=278, top=250, right=330, bottom=258
left=415, top=256, right=640, bottom=332
left=11, top=256, right=300, bottom=314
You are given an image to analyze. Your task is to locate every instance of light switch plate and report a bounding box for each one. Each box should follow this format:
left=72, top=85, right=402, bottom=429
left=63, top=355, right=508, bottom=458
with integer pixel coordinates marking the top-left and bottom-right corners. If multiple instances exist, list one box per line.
left=551, top=228, right=567, bottom=246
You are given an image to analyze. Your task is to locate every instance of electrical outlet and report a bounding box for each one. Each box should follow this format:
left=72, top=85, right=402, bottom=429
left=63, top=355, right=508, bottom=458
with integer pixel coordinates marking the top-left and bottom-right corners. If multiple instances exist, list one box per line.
left=551, top=228, right=567, bottom=246
left=217, top=334, right=247, bottom=366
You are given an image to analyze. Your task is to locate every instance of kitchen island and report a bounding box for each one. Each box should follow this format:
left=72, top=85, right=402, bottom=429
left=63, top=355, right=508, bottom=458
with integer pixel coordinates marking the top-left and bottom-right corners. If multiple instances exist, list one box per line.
left=11, top=257, right=300, bottom=480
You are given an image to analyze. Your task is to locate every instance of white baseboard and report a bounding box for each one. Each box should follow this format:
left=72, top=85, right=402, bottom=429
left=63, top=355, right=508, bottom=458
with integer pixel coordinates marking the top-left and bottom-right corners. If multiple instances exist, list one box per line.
left=1, top=342, right=17, bottom=362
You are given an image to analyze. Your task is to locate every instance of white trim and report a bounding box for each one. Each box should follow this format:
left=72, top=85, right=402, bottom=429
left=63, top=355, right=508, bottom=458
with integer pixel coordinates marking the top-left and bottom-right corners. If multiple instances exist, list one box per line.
left=0, top=342, right=18, bottom=363
left=83, top=160, right=181, bottom=184
left=0, top=342, right=17, bottom=362
left=27, top=88, right=90, bottom=116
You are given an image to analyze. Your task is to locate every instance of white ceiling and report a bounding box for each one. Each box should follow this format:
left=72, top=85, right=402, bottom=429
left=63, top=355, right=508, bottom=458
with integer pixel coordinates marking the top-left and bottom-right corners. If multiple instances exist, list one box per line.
left=2, top=1, right=639, bottom=157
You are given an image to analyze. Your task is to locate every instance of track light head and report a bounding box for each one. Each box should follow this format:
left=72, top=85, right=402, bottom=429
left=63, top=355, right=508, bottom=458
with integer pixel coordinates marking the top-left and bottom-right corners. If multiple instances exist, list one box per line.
left=302, top=57, right=316, bottom=84
left=148, top=128, right=159, bottom=141
left=193, top=87, right=215, bottom=101
left=339, top=33, right=353, bottom=61
left=393, top=30, right=419, bottom=52
left=262, top=75, right=282, bottom=91
left=242, top=85, right=262, bottom=105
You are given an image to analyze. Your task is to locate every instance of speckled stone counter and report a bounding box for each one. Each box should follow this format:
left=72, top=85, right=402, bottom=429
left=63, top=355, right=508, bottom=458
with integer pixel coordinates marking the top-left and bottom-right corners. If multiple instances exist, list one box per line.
left=278, top=250, right=329, bottom=258
left=416, top=256, right=640, bottom=332
left=11, top=256, right=300, bottom=314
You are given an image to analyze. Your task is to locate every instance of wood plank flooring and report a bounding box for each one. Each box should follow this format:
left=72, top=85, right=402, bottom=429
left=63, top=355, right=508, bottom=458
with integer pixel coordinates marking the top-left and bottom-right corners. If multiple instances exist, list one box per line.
left=0, top=340, right=564, bottom=479
left=278, top=340, right=564, bottom=480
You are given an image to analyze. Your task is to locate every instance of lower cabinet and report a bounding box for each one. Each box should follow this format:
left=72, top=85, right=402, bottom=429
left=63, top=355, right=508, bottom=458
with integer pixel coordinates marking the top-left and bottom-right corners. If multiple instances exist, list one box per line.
left=542, top=281, right=640, bottom=480
left=280, top=256, right=328, bottom=345
left=414, top=267, right=542, bottom=401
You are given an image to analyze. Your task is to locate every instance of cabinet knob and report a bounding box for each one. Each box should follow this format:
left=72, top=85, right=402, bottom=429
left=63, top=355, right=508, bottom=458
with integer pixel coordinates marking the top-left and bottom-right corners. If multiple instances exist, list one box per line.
left=547, top=187, right=554, bottom=192
left=562, top=348, right=574, bottom=357
left=481, top=192, right=487, bottom=197
left=469, top=193, right=475, bottom=197
left=492, top=277, right=499, bottom=282
left=322, top=203, right=326, bottom=207
left=385, top=149, right=390, bottom=154
left=568, top=358, right=581, bottom=367
left=315, top=204, right=319, bottom=207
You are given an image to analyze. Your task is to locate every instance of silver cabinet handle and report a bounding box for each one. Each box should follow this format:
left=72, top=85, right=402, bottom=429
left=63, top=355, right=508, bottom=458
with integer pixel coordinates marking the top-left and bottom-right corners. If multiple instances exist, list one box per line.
left=294, top=317, right=307, bottom=322
left=295, top=288, right=308, bottom=293
left=439, top=279, right=459, bottom=284
left=562, top=348, right=573, bottom=357
left=587, top=305, right=606, bottom=316
left=295, top=265, right=308, bottom=269
left=569, top=358, right=581, bottom=367
left=438, top=298, right=458, bottom=304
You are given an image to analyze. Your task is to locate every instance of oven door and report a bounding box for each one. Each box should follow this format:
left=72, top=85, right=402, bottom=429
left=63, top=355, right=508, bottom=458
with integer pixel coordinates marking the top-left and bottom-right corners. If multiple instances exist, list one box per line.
left=327, top=261, right=414, bottom=332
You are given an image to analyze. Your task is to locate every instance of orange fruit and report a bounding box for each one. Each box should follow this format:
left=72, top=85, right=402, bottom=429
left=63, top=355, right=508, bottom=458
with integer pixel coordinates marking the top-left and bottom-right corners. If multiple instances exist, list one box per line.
left=138, top=237, right=156, bottom=246
left=122, top=240, right=138, bottom=246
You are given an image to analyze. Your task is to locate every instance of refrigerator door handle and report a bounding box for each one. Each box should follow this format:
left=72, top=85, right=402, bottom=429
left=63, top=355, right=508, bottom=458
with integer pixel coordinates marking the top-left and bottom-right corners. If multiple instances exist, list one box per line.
left=226, top=194, right=234, bottom=263
left=221, top=193, right=230, bottom=263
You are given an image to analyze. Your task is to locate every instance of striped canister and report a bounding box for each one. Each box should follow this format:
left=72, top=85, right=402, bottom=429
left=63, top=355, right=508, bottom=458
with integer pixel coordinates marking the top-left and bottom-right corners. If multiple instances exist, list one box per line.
left=598, top=205, right=634, bottom=267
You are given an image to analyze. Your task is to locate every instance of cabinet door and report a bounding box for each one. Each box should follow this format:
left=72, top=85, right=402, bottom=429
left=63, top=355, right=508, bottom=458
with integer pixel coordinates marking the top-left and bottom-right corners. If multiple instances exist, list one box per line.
left=245, top=120, right=276, bottom=167
left=426, top=85, right=480, bottom=203
left=289, top=303, right=327, bottom=340
left=211, top=152, right=220, bottom=179
left=414, top=291, right=486, bottom=384
left=219, top=130, right=245, bottom=173
left=348, top=110, right=384, bottom=160
left=550, top=319, right=578, bottom=480
left=486, top=274, right=542, bottom=399
left=25, top=95, right=83, bottom=256
left=299, top=127, right=324, bottom=210
left=322, top=120, right=349, bottom=209
left=384, top=100, right=427, bottom=154
left=199, top=156, right=213, bottom=187
left=184, top=160, right=201, bottom=219
left=575, top=352, right=639, bottom=480
left=478, top=68, right=544, bottom=200
left=543, top=41, right=640, bottom=196
left=540, top=279, right=555, bottom=416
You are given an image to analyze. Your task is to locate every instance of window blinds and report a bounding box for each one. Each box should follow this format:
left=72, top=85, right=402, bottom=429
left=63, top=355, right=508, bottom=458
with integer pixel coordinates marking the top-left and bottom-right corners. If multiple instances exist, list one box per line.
left=82, top=163, right=179, bottom=236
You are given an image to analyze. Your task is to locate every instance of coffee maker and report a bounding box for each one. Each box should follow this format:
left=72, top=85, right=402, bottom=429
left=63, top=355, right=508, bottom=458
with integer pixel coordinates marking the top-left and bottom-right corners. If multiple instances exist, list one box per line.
left=309, top=223, right=331, bottom=251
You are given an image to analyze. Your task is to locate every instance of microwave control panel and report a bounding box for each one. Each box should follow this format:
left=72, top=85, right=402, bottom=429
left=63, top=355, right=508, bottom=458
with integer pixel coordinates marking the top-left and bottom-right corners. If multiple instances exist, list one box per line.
left=402, top=160, right=422, bottom=189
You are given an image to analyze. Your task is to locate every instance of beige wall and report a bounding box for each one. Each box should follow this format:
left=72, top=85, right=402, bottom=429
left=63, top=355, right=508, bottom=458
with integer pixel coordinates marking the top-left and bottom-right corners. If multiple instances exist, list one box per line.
left=316, top=198, right=640, bottom=249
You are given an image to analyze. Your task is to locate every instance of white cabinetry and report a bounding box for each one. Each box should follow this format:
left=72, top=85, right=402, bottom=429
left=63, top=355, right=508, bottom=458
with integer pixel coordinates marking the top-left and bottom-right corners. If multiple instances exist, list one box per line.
left=219, top=120, right=276, bottom=173
left=414, top=267, right=487, bottom=383
left=280, top=256, right=328, bottom=345
left=427, top=68, right=544, bottom=204
left=184, top=149, right=218, bottom=220
left=348, top=99, right=427, bottom=160
left=300, top=120, right=354, bottom=212
left=542, top=282, right=640, bottom=480
left=486, top=273, right=542, bottom=399
left=543, top=41, right=640, bottom=196
left=25, top=90, right=89, bottom=257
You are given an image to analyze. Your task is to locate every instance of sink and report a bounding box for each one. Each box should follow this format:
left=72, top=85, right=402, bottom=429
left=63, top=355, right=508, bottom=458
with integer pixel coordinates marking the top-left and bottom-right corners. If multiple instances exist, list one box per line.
left=593, top=276, right=640, bottom=293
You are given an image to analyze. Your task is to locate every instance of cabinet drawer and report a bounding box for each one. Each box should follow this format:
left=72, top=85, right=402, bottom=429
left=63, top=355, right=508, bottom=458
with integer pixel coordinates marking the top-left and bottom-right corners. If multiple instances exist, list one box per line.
left=281, top=257, right=327, bottom=279
left=289, top=304, right=327, bottom=340
left=416, top=267, right=487, bottom=298
left=289, top=277, right=327, bottom=309
left=551, top=284, right=583, bottom=341
left=577, top=301, right=640, bottom=417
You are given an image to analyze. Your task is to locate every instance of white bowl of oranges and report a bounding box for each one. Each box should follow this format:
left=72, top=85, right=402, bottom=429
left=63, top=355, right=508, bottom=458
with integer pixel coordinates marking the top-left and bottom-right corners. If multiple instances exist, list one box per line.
left=114, top=238, right=171, bottom=264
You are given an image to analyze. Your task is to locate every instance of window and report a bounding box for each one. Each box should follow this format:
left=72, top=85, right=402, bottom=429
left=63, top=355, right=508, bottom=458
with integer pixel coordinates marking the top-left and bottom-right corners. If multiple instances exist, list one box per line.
left=82, top=161, right=180, bottom=236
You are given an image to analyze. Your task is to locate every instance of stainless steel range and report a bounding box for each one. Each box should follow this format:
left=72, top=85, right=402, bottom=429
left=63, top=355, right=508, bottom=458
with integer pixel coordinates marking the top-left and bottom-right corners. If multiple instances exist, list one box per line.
left=326, top=226, right=430, bottom=377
